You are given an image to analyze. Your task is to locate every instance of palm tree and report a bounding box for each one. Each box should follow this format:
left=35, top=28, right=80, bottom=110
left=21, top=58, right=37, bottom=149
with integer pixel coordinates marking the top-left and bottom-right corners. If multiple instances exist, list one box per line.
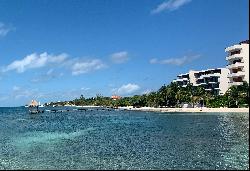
left=184, top=84, right=205, bottom=107
left=191, top=96, right=200, bottom=108
left=158, top=85, right=168, bottom=107
left=226, top=85, right=239, bottom=107
left=175, top=90, right=182, bottom=107
left=146, top=92, right=156, bottom=107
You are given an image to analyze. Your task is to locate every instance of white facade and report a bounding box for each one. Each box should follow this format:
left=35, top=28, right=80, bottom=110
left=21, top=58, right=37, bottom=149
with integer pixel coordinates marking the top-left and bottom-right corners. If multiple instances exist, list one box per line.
left=173, top=68, right=230, bottom=95
left=172, top=40, right=249, bottom=95
left=225, top=40, right=249, bottom=86
left=173, top=72, right=190, bottom=87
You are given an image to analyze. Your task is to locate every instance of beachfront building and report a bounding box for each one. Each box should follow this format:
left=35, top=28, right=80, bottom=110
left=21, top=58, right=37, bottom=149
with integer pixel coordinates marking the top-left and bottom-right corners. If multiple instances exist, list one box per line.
left=172, top=70, right=198, bottom=88
left=172, top=72, right=190, bottom=87
left=111, top=95, right=121, bottom=100
left=173, top=68, right=230, bottom=95
left=225, top=40, right=249, bottom=86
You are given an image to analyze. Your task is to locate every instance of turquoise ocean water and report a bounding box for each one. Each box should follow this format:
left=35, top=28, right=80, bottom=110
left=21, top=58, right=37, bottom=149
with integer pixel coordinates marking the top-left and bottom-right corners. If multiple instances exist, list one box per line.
left=0, top=107, right=249, bottom=169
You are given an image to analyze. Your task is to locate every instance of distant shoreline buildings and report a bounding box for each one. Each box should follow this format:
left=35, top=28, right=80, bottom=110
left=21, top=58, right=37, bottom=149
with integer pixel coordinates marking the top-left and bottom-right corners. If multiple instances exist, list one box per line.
left=173, top=40, right=249, bottom=95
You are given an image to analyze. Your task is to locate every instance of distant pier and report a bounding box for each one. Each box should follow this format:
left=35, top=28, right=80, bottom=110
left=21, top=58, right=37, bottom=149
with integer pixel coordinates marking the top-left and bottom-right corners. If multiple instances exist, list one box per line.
left=42, top=107, right=124, bottom=113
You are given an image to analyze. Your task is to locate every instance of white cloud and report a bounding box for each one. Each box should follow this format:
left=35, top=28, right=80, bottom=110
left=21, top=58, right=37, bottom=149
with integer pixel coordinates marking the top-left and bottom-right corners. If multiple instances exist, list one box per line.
left=113, top=83, right=140, bottom=95
left=7, top=86, right=67, bottom=103
left=1, top=52, right=109, bottom=77
left=0, top=86, right=94, bottom=105
left=14, top=90, right=34, bottom=99
left=13, top=86, right=21, bottom=91
left=150, top=54, right=200, bottom=66
left=9, top=86, right=36, bottom=100
left=2, top=52, right=68, bottom=73
left=149, top=58, right=158, bottom=64
left=0, top=22, right=12, bottom=37
left=31, top=69, right=64, bottom=83
left=110, top=51, right=129, bottom=64
left=151, top=0, right=192, bottom=14
left=71, top=59, right=106, bottom=75
left=81, top=87, right=90, bottom=91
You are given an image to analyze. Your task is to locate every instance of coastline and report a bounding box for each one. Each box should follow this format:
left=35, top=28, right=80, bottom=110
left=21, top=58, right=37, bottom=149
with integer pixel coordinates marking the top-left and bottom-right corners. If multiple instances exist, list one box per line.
left=118, top=106, right=249, bottom=113
left=75, top=105, right=101, bottom=108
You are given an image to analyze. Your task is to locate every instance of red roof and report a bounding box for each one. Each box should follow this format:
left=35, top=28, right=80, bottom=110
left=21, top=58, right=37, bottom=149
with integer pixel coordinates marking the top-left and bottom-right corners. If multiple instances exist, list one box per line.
left=111, top=95, right=121, bottom=100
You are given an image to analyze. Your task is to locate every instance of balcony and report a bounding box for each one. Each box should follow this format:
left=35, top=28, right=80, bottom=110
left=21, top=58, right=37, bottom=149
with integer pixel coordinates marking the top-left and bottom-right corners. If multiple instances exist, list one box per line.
left=228, top=71, right=245, bottom=78
left=210, top=73, right=221, bottom=77
left=203, top=75, right=211, bottom=78
left=226, top=62, right=244, bottom=69
left=197, top=82, right=207, bottom=85
left=199, top=73, right=220, bottom=79
left=178, top=73, right=189, bottom=78
left=208, top=81, right=218, bottom=84
left=226, top=54, right=243, bottom=61
left=175, top=78, right=189, bottom=82
left=225, top=44, right=242, bottom=52
left=229, top=82, right=243, bottom=86
left=175, top=79, right=183, bottom=82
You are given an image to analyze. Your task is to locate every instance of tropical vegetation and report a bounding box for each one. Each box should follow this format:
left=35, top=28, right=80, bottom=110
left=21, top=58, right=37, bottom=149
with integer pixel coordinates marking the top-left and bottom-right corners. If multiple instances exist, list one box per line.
left=46, top=82, right=249, bottom=108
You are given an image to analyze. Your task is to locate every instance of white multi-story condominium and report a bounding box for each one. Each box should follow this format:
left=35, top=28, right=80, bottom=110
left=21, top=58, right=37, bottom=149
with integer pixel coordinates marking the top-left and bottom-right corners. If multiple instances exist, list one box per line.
left=173, top=68, right=230, bottom=95
left=225, top=40, right=249, bottom=86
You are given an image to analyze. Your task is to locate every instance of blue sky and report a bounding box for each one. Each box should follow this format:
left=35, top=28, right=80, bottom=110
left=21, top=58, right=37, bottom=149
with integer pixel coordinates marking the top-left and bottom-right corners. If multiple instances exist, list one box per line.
left=0, top=0, right=249, bottom=107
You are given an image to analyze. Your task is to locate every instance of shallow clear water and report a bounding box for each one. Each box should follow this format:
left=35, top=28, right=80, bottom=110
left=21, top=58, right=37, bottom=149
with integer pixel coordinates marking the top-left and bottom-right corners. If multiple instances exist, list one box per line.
left=0, top=107, right=249, bottom=170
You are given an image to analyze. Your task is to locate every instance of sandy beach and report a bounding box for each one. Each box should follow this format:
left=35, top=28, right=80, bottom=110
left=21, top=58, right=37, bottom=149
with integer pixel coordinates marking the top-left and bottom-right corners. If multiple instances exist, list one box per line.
left=119, top=106, right=249, bottom=113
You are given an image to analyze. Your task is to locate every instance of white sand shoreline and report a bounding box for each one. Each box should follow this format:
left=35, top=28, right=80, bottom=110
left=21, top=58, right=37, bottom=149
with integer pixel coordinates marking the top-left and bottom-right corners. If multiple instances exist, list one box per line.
left=75, top=105, right=101, bottom=108
left=118, top=106, right=249, bottom=113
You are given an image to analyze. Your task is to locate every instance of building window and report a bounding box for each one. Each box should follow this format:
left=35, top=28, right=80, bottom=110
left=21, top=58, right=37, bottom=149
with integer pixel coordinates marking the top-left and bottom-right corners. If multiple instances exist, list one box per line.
left=232, top=68, right=242, bottom=73
left=232, top=59, right=242, bottom=64
left=233, top=77, right=243, bottom=82
left=230, top=50, right=241, bottom=56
